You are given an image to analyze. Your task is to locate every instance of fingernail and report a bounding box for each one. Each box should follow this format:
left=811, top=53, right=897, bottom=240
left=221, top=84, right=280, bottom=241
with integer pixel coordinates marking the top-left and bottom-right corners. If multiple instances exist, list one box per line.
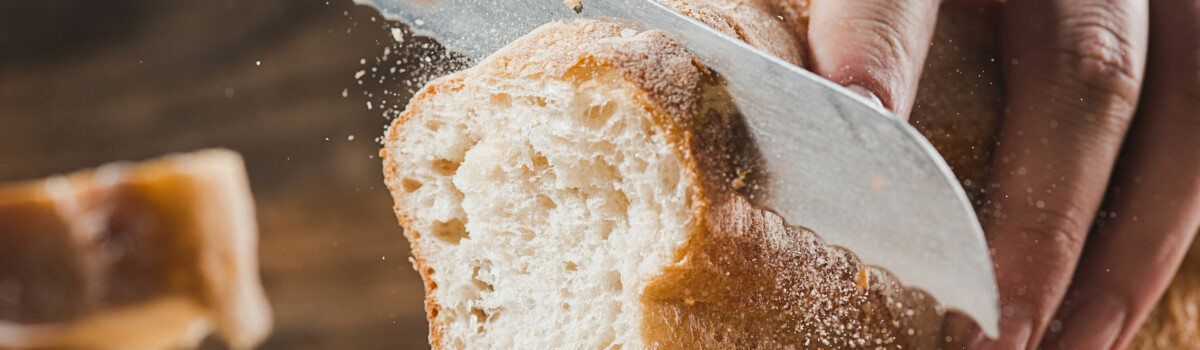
left=1055, top=293, right=1126, bottom=350
left=969, top=300, right=1033, bottom=350
left=845, top=84, right=885, bottom=109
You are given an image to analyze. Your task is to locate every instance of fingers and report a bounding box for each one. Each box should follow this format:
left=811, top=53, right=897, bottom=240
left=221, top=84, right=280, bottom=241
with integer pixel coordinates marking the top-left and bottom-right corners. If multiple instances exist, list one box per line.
left=807, top=0, right=941, bottom=119
left=1040, top=1, right=1200, bottom=349
left=972, top=0, right=1149, bottom=348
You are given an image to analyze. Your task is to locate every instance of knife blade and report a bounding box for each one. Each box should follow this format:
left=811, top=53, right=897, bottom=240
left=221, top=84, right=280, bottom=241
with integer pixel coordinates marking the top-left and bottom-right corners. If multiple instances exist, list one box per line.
left=356, top=0, right=1000, bottom=337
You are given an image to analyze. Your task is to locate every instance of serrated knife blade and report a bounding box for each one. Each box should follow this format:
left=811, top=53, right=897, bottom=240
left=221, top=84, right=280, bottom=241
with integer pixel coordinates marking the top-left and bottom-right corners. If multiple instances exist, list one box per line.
left=355, top=0, right=1000, bottom=337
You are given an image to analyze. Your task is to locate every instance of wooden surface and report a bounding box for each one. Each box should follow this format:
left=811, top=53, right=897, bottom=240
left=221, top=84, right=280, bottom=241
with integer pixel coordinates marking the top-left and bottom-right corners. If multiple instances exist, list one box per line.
left=0, top=1, right=435, bottom=348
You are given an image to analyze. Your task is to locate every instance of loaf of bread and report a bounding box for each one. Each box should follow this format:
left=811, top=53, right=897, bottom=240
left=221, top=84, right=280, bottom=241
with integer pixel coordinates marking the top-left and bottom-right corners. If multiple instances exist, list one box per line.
left=0, top=150, right=271, bottom=350
left=381, top=13, right=947, bottom=348
left=381, top=1, right=1198, bottom=348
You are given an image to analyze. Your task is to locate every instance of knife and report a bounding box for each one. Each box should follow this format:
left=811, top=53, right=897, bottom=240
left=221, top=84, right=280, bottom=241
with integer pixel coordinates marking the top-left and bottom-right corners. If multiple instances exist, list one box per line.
left=355, top=0, right=1000, bottom=337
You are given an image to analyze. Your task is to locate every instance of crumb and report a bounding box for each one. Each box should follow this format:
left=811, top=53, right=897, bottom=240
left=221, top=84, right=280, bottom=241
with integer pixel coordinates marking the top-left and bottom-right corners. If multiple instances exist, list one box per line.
left=855, top=267, right=870, bottom=290
left=564, top=0, right=582, bottom=13
left=391, top=27, right=405, bottom=43
left=684, top=297, right=696, bottom=306
left=731, top=169, right=750, bottom=190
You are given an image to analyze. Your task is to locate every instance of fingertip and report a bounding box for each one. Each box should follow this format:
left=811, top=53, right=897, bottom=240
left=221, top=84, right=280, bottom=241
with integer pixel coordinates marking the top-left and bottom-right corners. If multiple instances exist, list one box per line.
left=968, top=300, right=1033, bottom=350
left=941, top=312, right=984, bottom=349
left=807, top=0, right=940, bottom=119
left=845, top=84, right=887, bottom=111
left=1042, top=292, right=1126, bottom=350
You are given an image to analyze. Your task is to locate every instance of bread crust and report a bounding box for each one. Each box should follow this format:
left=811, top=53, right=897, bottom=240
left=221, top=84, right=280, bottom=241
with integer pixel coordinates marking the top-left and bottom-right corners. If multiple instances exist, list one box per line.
left=384, top=18, right=942, bottom=349
left=657, top=0, right=810, bottom=67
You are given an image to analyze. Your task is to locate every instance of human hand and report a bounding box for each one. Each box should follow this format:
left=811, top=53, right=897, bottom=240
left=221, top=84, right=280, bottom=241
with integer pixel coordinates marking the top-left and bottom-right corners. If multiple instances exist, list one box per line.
left=807, top=0, right=1200, bottom=348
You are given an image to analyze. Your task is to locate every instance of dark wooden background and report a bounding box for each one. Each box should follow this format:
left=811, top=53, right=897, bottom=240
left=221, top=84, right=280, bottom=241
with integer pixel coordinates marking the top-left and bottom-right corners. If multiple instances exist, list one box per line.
left=0, top=0, right=437, bottom=348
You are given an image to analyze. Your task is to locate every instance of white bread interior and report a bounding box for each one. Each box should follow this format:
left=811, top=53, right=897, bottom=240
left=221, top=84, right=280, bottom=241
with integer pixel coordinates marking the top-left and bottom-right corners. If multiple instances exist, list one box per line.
left=383, top=19, right=942, bottom=349
left=385, top=22, right=703, bottom=349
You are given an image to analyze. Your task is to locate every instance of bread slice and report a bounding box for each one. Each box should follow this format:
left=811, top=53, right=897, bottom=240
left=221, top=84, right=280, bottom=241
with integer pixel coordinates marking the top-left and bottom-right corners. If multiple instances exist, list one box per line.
left=382, top=19, right=941, bottom=349
left=0, top=149, right=270, bottom=349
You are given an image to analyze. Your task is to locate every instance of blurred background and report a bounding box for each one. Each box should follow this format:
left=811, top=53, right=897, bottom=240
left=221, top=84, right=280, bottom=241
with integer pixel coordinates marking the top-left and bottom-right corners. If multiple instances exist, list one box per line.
left=0, top=0, right=443, bottom=348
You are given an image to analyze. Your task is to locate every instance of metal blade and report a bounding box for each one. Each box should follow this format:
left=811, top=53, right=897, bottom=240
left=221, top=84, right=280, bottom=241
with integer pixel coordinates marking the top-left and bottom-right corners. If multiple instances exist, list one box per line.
left=356, top=0, right=1000, bottom=337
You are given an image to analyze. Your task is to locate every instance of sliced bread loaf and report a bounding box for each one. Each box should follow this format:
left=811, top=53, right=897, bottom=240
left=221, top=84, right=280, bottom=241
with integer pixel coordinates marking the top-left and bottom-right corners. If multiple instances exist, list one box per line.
left=381, top=19, right=940, bottom=349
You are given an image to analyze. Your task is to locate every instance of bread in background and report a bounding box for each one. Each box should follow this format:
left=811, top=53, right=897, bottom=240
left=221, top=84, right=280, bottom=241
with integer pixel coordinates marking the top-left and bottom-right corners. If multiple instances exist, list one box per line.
left=0, top=149, right=271, bottom=350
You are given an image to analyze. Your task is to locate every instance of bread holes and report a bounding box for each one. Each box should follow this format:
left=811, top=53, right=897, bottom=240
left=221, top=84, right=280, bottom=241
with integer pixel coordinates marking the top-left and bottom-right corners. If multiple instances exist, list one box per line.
left=384, top=22, right=709, bottom=346
left=424, top=267, right=437, bottom=290
left=471, top=307, right=488, bottom=324
left=490, top=93, right=512, bottom=106
left=613, top=192, right=630, bottom=215
left=605, top=270, right=622, bottom=292
left=597, top=327, right=618, bottom=349
left=401, top=178, right=423, bottom=192
left=599, top=221, right=615, bottom=240
left=432, top=159, right=461, bottom=176
left=471, top=265, right=495, bottom=292
left=530, top=151, right=550, bottom=173
left=519, top=229, right=536, bottom=242
left=536, top=194, right=557, bottom=210
left=583, top=101, right=618, bottom=129
left=431, top=219, right=468, bottom=244
left=522, top=96, right=549, bottom=107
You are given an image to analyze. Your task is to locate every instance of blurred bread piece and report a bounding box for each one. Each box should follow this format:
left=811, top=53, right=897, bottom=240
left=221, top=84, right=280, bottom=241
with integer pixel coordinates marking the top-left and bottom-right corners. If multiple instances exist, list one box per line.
left=1132, top=241, right=1200, bottom=348
left=0, top=149, right=271, bottom=349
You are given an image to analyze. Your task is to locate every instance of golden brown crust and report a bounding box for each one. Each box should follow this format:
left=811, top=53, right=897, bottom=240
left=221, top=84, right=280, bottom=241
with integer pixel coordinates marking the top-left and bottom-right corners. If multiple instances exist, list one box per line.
left=385, top=18, right=942, bottom=348
left=383, top=81, right=456, bottom=349
left=642, top=197, right=944, bottom=349
left=658, top=0, right=810, bottom=67
left=633, top=38, right=942, bottom=350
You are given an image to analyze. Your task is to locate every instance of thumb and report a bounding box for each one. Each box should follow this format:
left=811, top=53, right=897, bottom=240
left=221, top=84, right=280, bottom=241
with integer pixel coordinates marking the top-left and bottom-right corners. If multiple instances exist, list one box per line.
left=808, top=0, right=942, bottom=119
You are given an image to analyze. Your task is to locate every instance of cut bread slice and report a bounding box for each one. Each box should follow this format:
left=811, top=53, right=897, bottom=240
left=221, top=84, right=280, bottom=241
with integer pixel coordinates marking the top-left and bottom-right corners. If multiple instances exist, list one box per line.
left=382, top=19, right=941, bottom=349
left=0, top=149, right=271, bottom=349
